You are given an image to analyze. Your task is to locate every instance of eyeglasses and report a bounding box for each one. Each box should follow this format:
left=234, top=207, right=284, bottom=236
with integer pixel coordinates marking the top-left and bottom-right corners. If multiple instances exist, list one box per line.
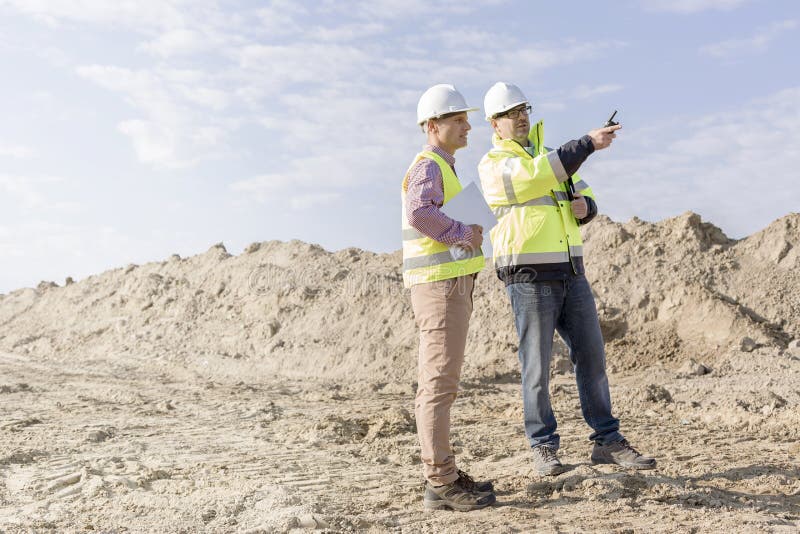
left=496, top=104, right=532, bottom=120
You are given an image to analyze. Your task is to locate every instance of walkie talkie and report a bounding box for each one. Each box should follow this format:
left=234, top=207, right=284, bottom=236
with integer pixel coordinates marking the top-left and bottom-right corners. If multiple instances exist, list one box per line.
left=604, top=110, right=619, bottom=128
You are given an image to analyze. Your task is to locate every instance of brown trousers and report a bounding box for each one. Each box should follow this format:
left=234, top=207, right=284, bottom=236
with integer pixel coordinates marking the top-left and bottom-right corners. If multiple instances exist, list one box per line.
left=410, top=274, right=475, bottom=485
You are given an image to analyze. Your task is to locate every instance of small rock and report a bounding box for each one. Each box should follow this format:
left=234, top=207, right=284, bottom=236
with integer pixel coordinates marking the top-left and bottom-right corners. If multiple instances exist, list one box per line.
left=65, top=277, right=75, bottom=286
left=201, top=509, right=216, bottom=523
left=678, top=358, right=710, bottom=376
left=642, top=384, right=673, bottom=404
left=332, top=269, right=349, bottom=282
left=87, top=428, right=115, bottom=443
left=552, top=355, right=573, bottom=375
left=766, top=391, right=787, bottom=410
left=245, top=242, right=261, bottom=254
left=365, top=407, right=414, bottom=440
left=267, top=319, right=281, bottom=337
left=787, top=339, right=800, bottom=357
left=296, top=514, right=328, bottom=529
left=740, top=337, right=758, bottom=352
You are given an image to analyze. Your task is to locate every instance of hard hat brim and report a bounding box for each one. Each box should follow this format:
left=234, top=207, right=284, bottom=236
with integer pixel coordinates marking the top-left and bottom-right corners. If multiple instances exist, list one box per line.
left=419, top=106, right=480, bottom=124
left=485, top=100, right=529, bottom=121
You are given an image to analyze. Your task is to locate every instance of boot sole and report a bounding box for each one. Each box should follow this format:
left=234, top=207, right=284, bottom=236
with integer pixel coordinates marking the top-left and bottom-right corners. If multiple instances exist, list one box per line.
left=535, top=464, right=567, bottom=476
left=424, top=493, right=496, bottom=512
left=591, top=457, right=657, bottom=469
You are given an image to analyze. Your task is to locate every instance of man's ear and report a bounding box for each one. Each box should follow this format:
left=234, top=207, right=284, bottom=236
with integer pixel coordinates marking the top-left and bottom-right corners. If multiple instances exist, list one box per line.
left=489, top=118, right=499, bottom=135
left=426, top=118, right=438, bottom=135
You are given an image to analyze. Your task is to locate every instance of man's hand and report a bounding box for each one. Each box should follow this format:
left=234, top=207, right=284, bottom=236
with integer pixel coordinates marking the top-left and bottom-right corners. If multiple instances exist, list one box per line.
left=571, top=194, right=588, bottom=219
left=466, top=224, right=483, bottom=251
left=587, top=124, right=621, bottom=150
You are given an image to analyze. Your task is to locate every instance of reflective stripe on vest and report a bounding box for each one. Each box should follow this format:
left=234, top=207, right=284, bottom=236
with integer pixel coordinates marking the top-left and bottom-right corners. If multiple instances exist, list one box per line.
left=402, top=247, right=482, bottom=270
left=493, top=246, right=584, bottom=268
left=401, top=151, right=484, bottom=287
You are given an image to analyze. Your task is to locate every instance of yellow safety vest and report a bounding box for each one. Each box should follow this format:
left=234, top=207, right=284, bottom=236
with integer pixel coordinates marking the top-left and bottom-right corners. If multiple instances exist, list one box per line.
left=401, top=150, right=485, bottom=288
left=477, top=120, right=595, bottom=273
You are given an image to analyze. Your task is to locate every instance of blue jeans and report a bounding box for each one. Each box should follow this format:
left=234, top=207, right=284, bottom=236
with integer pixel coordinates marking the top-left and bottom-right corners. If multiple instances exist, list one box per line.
left=506, top=275, right=623, bottom=449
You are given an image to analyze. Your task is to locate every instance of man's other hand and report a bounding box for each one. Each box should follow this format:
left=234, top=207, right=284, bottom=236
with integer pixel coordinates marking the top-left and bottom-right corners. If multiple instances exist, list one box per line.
left=467, top=224, right=483, bottom=250
left=571, top=194, right=588, bottom=219
left=588, top=124, right=621, bottom=150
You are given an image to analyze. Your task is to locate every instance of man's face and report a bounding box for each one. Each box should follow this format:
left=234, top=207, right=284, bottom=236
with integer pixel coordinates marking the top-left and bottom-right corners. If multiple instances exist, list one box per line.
left=429, top=112, right=471, bottom=152
left=491, top=104, right=530, bottom=145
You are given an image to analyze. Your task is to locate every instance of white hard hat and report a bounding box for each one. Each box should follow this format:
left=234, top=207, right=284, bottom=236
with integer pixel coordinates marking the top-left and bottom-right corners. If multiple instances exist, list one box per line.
left=484, top=82, right=529, bottom=120
left=416, top=84, right=479, bottom=125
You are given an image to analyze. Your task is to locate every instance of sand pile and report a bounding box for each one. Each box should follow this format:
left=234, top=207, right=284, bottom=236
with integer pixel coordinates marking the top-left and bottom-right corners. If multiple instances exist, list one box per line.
left=0, top=212, right=798, bottom=385
left=583, top=212, right=800, bottom=371
left=1, top=212, right=799, bottom=532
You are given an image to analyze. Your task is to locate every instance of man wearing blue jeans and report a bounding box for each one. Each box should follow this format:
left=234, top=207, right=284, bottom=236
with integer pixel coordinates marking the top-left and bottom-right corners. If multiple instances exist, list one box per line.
left=478, top=82, right=656, bottom=475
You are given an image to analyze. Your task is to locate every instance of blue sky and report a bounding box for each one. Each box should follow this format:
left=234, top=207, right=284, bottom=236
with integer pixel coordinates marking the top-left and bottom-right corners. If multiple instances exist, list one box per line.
left=0, top=0, right=798, bottom=293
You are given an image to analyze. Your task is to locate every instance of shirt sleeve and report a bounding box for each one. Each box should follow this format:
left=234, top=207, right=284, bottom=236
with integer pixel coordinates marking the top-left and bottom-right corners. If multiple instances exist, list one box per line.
left=405, top=159, right=472, bottom=246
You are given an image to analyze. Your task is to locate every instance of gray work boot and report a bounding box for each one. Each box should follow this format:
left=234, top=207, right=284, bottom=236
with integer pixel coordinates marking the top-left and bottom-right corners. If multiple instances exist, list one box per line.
left=591, top=439, right=657, bottom=469
left=423, top=480, right=496, bottom=511
left=531, top=445, right=566, bottom=476
left=456, top=469, right=494, bottom=494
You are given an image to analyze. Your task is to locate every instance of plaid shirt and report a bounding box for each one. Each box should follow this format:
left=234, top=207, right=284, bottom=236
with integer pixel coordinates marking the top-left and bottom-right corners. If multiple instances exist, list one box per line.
left=404, top=144, right=472, bottom=246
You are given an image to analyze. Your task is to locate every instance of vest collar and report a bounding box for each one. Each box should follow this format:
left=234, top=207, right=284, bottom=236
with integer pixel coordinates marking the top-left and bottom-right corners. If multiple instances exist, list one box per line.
left=423, top=143, right=456, bottom=166
left=491, top=119, right=545, bottom=158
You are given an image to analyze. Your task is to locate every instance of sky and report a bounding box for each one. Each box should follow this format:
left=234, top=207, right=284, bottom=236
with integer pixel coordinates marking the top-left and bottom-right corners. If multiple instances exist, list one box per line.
left=0, top=0, right=798, bottom=294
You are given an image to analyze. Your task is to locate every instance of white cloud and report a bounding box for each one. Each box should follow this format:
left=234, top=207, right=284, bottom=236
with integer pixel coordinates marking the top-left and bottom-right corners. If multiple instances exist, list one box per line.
left=116, top=119, right=178, bottom=167
left=230, top=173, right=345, bottom=212
left=290, top=193, right=342, bottom=210
left=7, top=0, right=630, bottom=193
left=640, top=0, right=750, bottom=13
left=0, top=174, right=46, bottom=209
left=700, top=19, right=797, bottom=58
left=1, top=0, right=188, bottom=30
left=530, top=84, right=624, bottom=112
left=0, top=144, right=34, bottom=159
left=313, top=22, right=387, bottom=42
left=582, top=86, right=800, bottom=238
left=139, top=28, right=209, bottom=57
left=76, top=64, right=235, bottom=167
left=254, top=1, right=308, bottom=37
left=571, top=84, right=624, bottom=100
left=6, top=0, right=630, bottom=178
left=325, top=0, right=508, bottom=20
left=0, top=174, right=66, bottom=210
left=230, top=174, right=294, bottom=201
left=177, top=86, right=230, bottom=110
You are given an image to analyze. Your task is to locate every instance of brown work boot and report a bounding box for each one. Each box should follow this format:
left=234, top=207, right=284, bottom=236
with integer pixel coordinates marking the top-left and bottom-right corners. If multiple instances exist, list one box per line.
left=456, top=469, right=494, bottom=494
left=591, top=439, right=657, bottom=469
left=423, top=479, right=496, bottom=511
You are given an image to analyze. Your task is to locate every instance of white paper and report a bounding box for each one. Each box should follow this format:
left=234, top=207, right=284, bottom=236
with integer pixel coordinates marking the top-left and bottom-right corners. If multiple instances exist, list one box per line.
left=441, top=181, right=497, bottom=260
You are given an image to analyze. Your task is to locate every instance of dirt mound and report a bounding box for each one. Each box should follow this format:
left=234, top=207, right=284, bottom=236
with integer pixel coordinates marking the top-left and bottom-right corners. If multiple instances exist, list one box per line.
left=583, top=212, right=800, bottom=369
left=0, top=213, right=798, bottom=384
left=737, top=213, right=800, bottom=268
